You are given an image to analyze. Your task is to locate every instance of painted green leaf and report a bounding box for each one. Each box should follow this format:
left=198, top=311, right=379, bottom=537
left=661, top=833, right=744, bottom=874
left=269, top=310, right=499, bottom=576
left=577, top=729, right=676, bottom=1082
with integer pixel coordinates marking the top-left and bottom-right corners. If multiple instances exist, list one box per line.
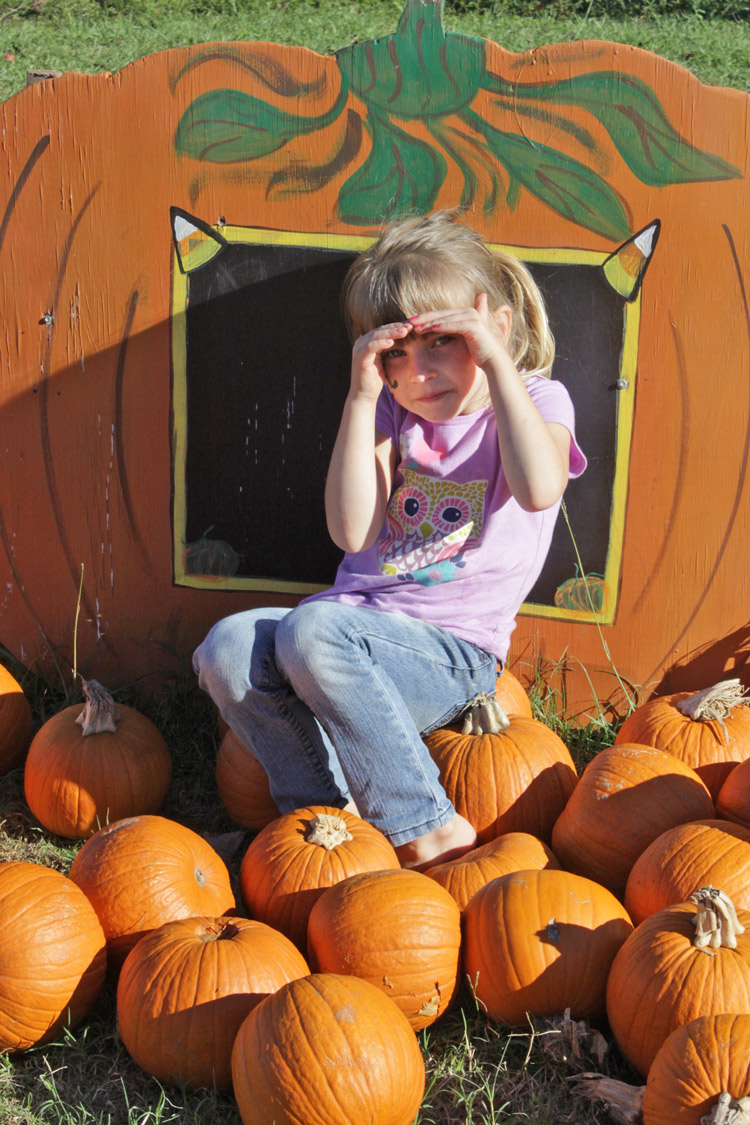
left=338, top=111, right=447, bottom=223
left=175, top=84, right=347, bottom=163
left=337, top=0, right=484, bottom=120
left=486, top=70, right=741, bottom=186
left=467, top=110, right=631, bottom=240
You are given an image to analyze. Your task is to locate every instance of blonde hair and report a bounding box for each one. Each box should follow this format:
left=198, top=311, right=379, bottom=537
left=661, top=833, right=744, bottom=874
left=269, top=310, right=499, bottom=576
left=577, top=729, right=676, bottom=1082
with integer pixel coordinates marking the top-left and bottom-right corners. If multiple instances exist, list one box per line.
left=342, top=211, right=555, bottom=379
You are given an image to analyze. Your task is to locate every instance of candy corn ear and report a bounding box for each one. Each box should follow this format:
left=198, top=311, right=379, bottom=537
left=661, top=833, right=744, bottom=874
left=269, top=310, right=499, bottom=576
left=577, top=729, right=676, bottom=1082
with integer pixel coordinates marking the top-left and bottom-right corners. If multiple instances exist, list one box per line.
left=171, top=206, right=227, bottom=274
left=602, top=219, right=660, bottom=302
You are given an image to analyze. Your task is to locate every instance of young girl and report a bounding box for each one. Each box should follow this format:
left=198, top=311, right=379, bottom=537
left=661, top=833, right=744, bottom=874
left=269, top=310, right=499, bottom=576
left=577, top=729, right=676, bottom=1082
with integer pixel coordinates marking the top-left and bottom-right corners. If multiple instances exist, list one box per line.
left=193, top=211, right=586, bottom=869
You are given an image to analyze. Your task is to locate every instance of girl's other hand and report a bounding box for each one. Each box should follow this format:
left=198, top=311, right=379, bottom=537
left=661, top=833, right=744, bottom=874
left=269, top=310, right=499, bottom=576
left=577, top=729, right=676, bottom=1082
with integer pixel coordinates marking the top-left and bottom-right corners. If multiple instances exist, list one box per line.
left=350, top=321, right=413, bottom=403
left=409, top=293, right=512, bottom=372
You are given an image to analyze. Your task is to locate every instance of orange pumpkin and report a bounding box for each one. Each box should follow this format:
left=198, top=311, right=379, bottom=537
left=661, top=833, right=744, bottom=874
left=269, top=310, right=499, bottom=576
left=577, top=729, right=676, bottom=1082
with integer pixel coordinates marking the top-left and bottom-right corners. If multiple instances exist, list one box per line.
left=606, top=888, right=750, bottom=1077
left=462, top=867, right=632, bottom=1025
left=24, top=678, right=172, bottom=838
left=215, top=728, right=279, bottom=831
left=307, top=868, right=461, bottom=1030
left=68, top=814, right=236, bottom=965
left=624, top=818, right=750, bottom=923
left=0, top=663, right=33, bottom=775
left=551, top=742, right=715, bottom=897
left=642, top=1013, right=750, bottom=1125
left=0, top=860, right=107, bottom=1051
left=425, top=830, right=558, bottom=913
left=231, top=973, right=425, bottom=1125
left=495, top=668, right=532, bottom=719
left=716, top=756, right=750, bottom=828
left=614, top=679, right=750, bottom=801
left=425, top=713, right=577, bottom=845
left=117, top=915, right=309, bottom=1090
left=239, top=806, right=400, bottom=950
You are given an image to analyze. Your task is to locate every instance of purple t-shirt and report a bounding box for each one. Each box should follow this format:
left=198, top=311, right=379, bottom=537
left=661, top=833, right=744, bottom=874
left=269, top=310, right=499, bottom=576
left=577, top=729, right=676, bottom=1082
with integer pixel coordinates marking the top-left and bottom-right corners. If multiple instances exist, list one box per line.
left=303, top=376, right=586, bottom=662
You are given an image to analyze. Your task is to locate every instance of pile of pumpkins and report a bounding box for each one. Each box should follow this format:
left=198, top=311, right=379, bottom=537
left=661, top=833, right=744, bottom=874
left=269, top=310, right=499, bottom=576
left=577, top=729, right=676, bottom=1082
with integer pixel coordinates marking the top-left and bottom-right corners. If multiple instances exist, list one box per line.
left=3, top=664, right=750, bottom=1124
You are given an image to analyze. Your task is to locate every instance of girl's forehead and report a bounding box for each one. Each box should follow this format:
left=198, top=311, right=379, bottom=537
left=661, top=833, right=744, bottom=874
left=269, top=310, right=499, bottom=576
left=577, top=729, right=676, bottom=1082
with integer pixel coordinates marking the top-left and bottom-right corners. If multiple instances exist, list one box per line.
left=372, top=280, right=477, bottom=321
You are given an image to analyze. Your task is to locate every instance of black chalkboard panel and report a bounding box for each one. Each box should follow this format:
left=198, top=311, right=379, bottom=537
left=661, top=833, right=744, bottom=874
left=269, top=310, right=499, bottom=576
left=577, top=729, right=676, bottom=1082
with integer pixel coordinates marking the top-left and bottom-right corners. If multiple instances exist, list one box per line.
left=184, top=244, right=354, bottom=585
left=181, top=240, right=624, bottom=604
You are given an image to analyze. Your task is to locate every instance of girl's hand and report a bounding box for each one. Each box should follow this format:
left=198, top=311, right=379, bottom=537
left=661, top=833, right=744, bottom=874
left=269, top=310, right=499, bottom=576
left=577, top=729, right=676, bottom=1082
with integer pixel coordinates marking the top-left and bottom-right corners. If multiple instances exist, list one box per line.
left=409, top=293, right=512, bottom=372
left=350, top=321, right=413, bottom=403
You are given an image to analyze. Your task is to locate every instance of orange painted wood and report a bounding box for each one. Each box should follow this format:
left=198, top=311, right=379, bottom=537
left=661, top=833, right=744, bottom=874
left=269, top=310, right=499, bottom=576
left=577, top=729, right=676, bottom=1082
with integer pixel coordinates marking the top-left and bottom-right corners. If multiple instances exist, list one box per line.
left=0, top=12, right=748, bottom=716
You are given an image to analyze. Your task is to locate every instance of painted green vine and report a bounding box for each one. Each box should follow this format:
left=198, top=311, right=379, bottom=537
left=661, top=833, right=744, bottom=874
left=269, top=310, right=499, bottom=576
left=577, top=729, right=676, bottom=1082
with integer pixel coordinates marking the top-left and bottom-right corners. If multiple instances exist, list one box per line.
left=174, top=0, right=740, bottom=239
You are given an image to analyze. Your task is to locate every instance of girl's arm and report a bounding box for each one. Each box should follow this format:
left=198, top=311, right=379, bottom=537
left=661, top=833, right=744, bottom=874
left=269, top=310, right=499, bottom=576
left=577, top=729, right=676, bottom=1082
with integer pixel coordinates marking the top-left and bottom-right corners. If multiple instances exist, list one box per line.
left=411, top=296, right=571, bottom=512
left=484, top=343, right=571, bottom=512
left=324, top=324, right=404, bottom=552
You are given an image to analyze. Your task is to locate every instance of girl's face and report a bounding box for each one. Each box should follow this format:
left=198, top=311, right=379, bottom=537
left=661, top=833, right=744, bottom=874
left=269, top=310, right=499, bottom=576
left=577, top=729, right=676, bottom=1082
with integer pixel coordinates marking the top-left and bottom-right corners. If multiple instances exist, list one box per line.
left=380, top=330, right=489, bottom=421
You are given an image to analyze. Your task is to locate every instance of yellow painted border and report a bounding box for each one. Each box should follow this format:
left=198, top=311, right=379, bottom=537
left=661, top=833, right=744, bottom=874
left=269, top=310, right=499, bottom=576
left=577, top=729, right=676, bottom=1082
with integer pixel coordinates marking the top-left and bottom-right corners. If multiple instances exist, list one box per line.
left=172, top=227, right=636, bottom=620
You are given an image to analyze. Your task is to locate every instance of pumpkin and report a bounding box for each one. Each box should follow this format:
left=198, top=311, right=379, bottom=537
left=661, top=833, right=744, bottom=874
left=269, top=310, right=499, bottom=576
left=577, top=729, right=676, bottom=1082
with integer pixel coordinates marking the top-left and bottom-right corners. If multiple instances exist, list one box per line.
left=215, top=728, right=279, bottom=831
left=0, top=663, right=33, bottom=775
left=462, top=867, right=632, bottom=1026
left=425, top=705, right=577, bottom=845
left=495, top=668, right=532, bottom=719
left=550, top=742, right=715, bottom=897
left=614, top=679, right=750, bottom=801
left=307, top=867, right=461, bottom=1030
left=239, top=806, right=399, bottom=950
left=570, top=1013, right=750, bottom=1125
left=553, top=570, right=607, bottom=613
left=425, top=830, right=558, bottom=913
left=231, top=972, right=425, bottom=1125
left=716, top=756, right=750, bottom=828
left=0, top=860, right=107, bottom=1051
left=641, top=1013, right=750, bottom=1125
left=24, top=678, right=172, bottom=839
left=624, top=818, right=750, bottom=923
left=68, top=813, right=235, bottom=965
left=606, top=887, right=750, bottom=1077
left=117, top=914, right=309, bottom=1091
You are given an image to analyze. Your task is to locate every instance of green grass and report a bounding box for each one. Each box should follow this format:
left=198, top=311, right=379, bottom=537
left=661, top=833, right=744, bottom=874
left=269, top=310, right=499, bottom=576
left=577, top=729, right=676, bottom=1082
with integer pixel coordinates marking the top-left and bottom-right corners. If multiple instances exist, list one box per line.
left=0, top=0, right=749, bottom=106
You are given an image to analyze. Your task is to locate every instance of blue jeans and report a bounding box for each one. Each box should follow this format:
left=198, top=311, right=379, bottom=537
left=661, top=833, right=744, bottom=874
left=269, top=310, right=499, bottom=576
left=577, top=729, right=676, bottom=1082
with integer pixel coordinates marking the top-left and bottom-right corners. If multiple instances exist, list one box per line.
left=192, top=602, right=497, bottom=846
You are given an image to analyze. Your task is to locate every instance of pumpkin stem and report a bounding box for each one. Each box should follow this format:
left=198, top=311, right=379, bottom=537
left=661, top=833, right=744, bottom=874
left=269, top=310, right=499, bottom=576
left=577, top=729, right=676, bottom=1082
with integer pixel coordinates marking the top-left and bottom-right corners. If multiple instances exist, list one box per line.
left=305, top=812, right=353, bottom=850
left=676, top=679, right=749, bottom=725
left=701, top=1092, right=750, bottom=1124
left=567, top=1073, right=644, bottom=1124
left=689, top=886, right=746, bottom=951
left=75, top=678, right=120, bottom=737
left=461, top=692, right=510, bottom=735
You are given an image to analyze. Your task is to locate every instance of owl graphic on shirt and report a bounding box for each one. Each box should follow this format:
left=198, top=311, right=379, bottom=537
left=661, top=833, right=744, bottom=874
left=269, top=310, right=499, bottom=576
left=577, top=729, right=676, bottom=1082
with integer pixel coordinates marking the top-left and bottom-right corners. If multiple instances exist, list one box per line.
left=379, top=467, right=488, bottom=586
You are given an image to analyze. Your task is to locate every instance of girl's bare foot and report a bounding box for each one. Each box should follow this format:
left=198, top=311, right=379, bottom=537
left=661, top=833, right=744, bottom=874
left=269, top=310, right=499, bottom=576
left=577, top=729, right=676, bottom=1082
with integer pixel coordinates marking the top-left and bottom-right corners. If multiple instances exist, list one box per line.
left=395, top=813, right=477, bottom=871
left=342, top=798, right=361, bottom=817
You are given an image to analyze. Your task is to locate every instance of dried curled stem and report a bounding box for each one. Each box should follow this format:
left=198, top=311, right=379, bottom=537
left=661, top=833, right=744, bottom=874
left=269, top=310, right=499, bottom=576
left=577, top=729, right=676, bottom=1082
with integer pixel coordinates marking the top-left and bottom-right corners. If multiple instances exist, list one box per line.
left=567, top=1073, right=644, bottom=1125
left=537, top=1007, right=608, bottom=1068
left=676, top=679, right=749, bottom=725
left=702, top=1092, right=750, bottom=1125
left=461, top=692, right=510, bottom=735
left=75, top=678, right=120, bottom=737
left=305, top=813, right=353, bottom=850
left=690, top=886, right=746, bottom=951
